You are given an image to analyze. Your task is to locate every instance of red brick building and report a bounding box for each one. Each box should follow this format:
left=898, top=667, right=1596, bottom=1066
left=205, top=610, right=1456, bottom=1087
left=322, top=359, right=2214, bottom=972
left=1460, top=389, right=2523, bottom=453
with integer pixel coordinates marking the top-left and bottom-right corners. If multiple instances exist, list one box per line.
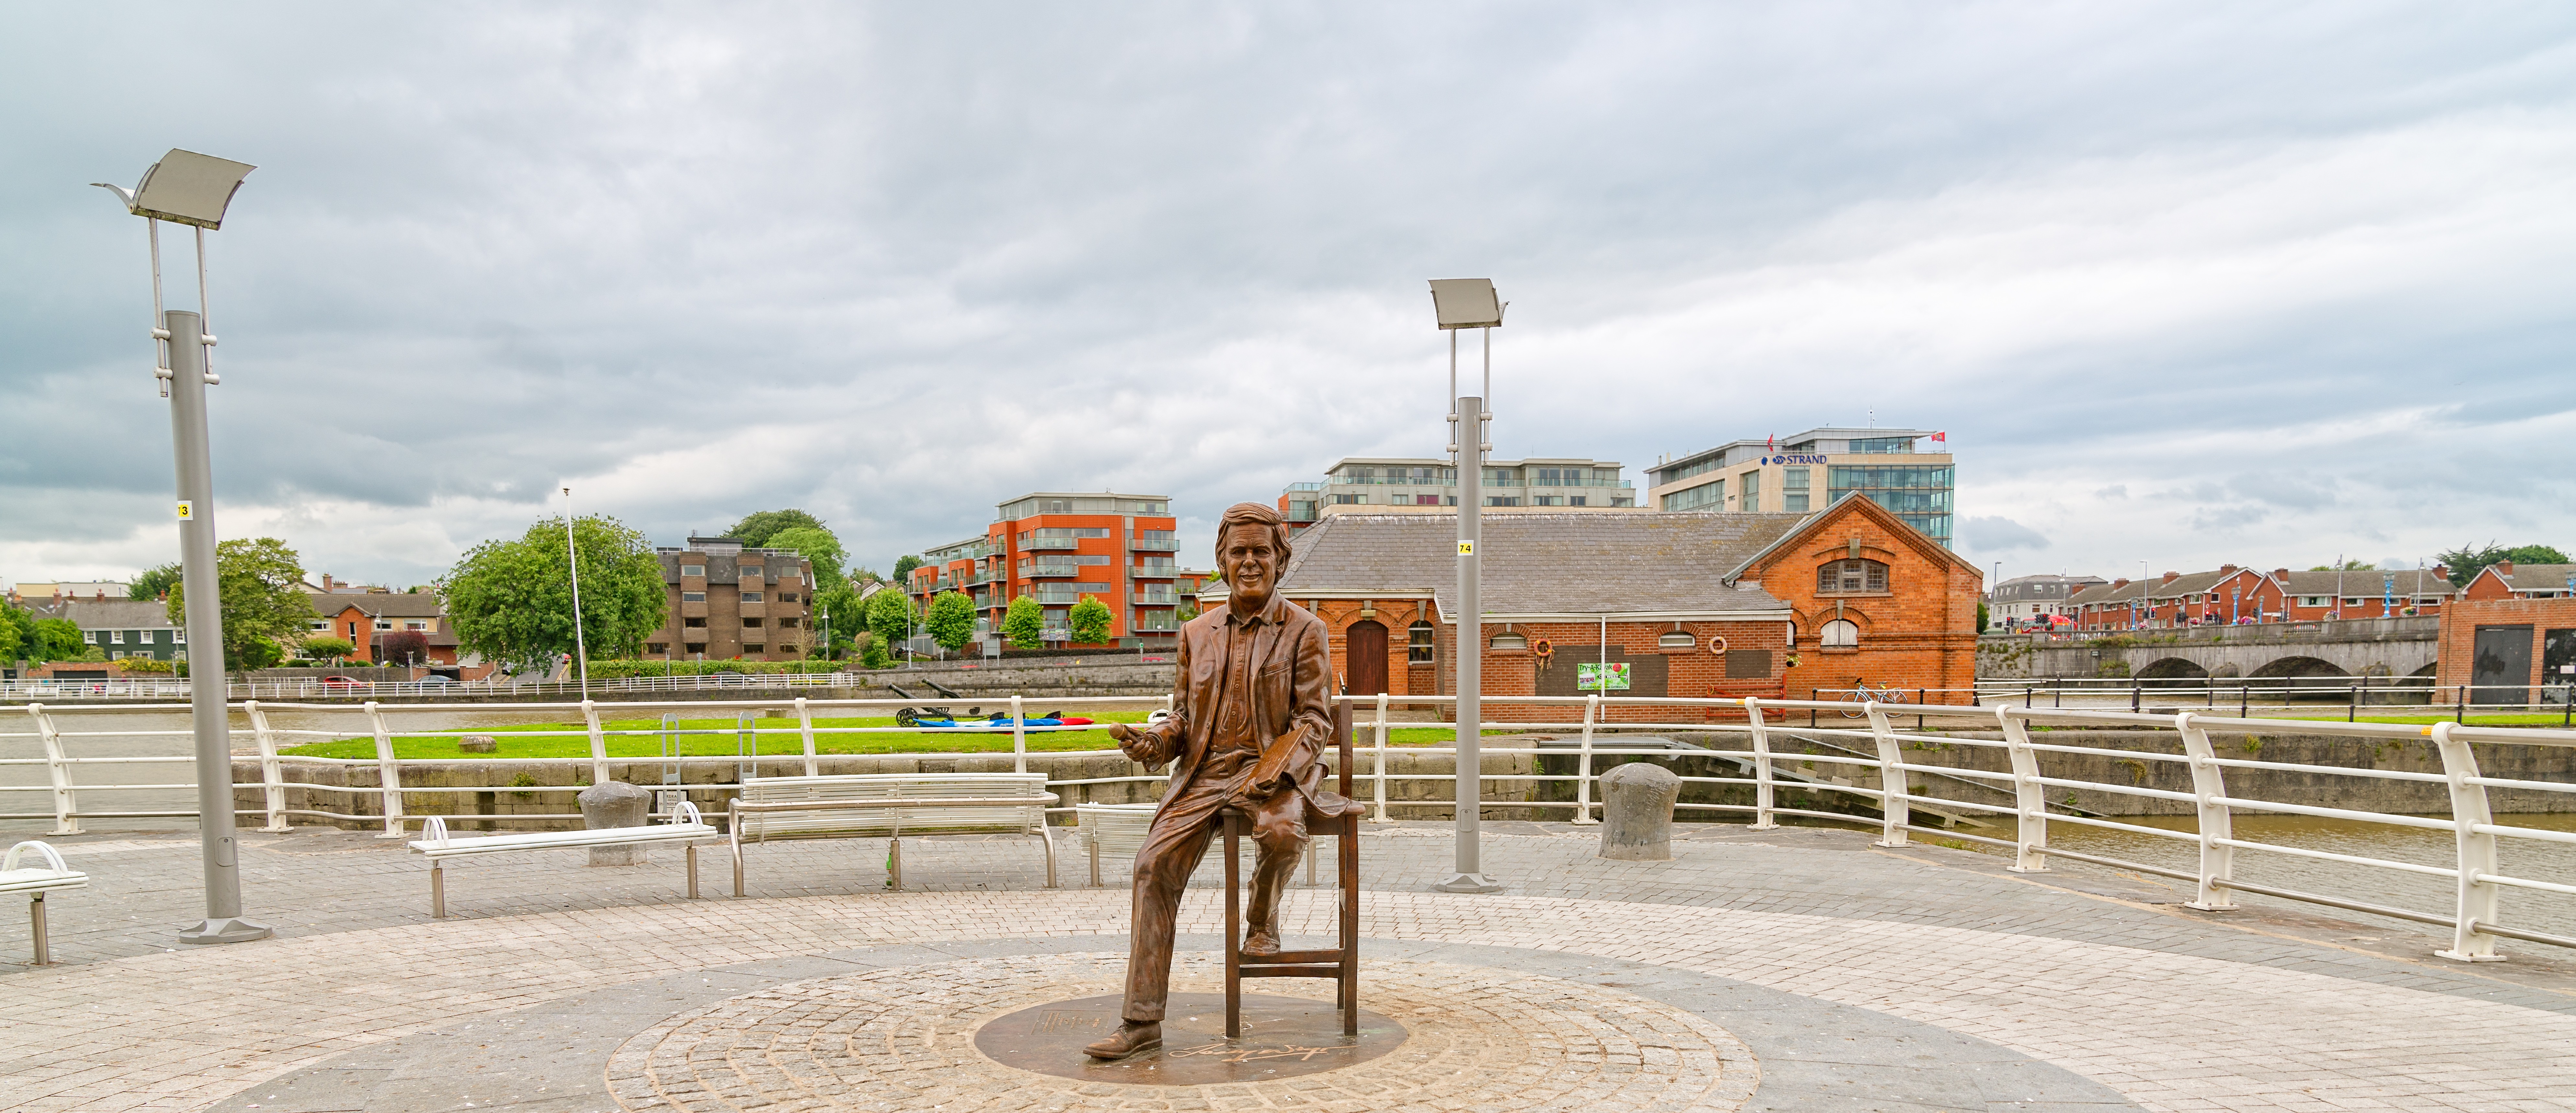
left=305, top=592, right=460, bottom=666
left=2067, top=566, right=2453, bottom=630
left=1273, top=497, right=1981, bottom=720
left=2436, top=595, right=2576, bottom=705
left=2460, top=561, right=2576, bottom=602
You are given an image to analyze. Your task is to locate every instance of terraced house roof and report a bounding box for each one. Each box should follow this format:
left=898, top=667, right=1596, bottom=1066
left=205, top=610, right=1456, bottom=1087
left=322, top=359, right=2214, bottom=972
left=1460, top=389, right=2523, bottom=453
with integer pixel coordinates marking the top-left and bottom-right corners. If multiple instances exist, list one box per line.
left=1280, top=511, right=1804, bottom=619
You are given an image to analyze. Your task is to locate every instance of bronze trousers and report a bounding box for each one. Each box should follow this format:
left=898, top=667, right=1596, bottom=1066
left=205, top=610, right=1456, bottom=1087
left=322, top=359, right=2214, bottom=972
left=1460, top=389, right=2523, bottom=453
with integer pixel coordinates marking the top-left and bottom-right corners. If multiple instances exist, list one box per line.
left=1120, top=771, right=1308, bottom=1023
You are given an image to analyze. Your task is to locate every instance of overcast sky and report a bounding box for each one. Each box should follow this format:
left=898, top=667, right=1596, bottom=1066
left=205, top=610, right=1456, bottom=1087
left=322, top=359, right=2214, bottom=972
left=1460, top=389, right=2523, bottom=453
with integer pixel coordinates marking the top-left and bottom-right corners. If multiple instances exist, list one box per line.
left=5, top=3, right=2572, bottom=591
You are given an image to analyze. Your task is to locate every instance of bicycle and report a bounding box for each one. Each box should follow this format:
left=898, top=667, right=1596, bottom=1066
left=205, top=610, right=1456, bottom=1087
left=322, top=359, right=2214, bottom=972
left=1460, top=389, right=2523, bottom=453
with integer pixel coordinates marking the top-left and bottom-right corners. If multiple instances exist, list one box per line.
left=1835, top=682, right=1909, bottom=717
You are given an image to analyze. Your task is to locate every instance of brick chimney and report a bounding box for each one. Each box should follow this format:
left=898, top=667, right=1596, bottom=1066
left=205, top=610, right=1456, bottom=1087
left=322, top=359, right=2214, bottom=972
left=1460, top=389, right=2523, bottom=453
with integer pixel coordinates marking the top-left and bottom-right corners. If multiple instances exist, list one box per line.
left=2432, top=564, right=2449, bottom=581
left=2111, top=578, right=2129, bottom=589
left=2218, top=564, right=2237, bottom=576
left=2273, top=568, right=2290, bottom=580
left=321, top=573, right=336, bottom=591
left=2498, top=561, right=2515, bottom=576
left=2162, top=571, right=2181, bottom=584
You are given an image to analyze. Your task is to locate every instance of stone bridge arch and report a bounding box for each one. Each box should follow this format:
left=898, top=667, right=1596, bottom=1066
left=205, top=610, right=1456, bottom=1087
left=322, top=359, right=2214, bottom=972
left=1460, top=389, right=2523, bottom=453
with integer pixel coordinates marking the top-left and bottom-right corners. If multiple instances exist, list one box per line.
left=2250, top=655, right=2352, bottom=700
left=2137, top=656, right=2211, bottom=689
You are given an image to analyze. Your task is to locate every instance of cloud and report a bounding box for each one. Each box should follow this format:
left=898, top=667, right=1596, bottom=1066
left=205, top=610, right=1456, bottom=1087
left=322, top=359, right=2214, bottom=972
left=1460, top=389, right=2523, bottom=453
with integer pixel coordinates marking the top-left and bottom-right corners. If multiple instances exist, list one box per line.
left=1962, top=516, right=2049, bottom=553
left=5, top=3, right=2574, bottom=589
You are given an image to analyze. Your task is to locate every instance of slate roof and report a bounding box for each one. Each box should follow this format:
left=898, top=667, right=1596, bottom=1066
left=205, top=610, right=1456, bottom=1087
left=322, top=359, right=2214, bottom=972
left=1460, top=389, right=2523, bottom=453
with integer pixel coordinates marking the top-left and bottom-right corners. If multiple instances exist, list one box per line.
left=2489, top=563, right=2576, bottom=593
left=2066, top=580, right=2148, bottom=607
left=24, top=598, right=179, bottom=630
left=307, top=592, right=448, bottom=618
left=1279, top=512, right=1803, bottom=619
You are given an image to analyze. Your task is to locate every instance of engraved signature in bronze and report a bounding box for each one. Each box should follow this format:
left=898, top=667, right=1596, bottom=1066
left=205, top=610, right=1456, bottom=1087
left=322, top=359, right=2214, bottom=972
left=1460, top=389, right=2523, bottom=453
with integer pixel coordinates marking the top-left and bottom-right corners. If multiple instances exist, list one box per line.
left=1165, top=1039, right=1354, bottom=1063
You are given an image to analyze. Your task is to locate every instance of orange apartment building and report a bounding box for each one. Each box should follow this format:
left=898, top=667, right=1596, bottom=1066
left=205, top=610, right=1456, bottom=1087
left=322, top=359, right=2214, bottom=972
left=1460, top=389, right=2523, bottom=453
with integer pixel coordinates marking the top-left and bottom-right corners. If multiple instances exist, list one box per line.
left=1270, top=495, right=1982, bottom=721
left=908, top=492, right=1200, bottom=647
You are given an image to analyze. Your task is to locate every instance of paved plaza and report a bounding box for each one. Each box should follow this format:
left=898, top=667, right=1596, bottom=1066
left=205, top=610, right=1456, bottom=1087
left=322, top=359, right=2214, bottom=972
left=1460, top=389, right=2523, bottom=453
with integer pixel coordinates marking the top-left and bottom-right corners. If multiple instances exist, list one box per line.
left=6, top=821, right=2576, bottom=1112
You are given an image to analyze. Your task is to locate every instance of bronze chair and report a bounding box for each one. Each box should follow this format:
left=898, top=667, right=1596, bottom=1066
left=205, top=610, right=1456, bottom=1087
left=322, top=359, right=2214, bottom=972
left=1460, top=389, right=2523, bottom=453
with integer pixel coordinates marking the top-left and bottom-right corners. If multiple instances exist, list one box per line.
left=1221, top=699, right=1361, bottom=1038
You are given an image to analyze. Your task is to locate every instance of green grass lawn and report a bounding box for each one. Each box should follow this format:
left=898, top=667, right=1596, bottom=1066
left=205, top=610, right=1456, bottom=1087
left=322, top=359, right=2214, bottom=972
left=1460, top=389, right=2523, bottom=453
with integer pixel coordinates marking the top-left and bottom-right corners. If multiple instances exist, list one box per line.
left=280, top=713, right=1487, bottom=760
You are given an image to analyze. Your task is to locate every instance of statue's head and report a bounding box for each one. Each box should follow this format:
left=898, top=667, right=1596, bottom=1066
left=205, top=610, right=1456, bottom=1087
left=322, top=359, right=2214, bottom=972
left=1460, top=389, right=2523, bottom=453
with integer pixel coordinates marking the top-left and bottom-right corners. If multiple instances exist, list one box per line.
left=1215, top=502, right=1291, bottom=609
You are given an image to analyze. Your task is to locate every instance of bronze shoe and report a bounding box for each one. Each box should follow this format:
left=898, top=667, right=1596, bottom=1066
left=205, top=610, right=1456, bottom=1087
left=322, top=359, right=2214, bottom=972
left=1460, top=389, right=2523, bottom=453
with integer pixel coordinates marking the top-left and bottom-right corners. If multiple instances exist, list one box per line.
left=1082, top=1020, right=1162, bottom=1060
left=1242, top=925, right=1282, bottom=957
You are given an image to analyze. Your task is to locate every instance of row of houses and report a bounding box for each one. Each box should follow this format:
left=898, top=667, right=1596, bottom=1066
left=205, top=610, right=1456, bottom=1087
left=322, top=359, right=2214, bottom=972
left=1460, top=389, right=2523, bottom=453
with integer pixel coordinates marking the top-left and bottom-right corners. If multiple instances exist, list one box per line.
left=2005, top=562, right=2576, bottom=632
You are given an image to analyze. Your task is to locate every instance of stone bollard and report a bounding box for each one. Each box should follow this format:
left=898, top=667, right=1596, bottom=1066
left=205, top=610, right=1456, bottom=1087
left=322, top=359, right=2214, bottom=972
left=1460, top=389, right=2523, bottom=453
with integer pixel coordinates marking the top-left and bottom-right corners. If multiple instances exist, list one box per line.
left=578, top=780, right=653, bottom=865
left=1598, top=762, right=1680, bottom=861
left=458, top=735, right=498, bottom=753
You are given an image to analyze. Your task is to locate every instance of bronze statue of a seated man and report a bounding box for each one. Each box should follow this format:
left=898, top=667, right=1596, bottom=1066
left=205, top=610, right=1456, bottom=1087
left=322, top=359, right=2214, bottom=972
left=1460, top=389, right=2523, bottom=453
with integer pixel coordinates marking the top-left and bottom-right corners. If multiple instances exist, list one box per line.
left=1083, top=501, right=1361, bottom=1060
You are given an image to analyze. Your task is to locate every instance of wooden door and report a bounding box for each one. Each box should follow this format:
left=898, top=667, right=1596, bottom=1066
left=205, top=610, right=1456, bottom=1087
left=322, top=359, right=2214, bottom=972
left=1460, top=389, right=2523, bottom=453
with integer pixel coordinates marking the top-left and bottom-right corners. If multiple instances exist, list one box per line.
left=1346, top=620, right=1388, bottom=695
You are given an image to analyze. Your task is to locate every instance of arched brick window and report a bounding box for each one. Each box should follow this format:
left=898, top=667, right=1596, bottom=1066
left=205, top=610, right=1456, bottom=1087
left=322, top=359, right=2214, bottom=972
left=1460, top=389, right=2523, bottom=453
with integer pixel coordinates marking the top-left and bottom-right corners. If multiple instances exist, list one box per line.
left=1821, top=619, right=1859, bottom=647
left=1817, top=559, right=1888, bottom=594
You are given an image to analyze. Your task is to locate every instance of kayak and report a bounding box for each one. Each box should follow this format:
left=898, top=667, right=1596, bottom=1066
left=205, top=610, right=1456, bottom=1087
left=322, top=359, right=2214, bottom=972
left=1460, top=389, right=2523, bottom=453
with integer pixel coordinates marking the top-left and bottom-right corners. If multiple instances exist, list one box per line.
left=911, top=716, right=1097, bottom=731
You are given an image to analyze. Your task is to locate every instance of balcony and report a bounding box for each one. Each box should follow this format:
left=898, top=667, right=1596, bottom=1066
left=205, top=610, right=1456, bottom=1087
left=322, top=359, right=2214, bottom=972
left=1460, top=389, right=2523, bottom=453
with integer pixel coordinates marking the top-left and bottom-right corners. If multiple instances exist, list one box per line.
left=1020, top=537, right=1080, bottom=551
left=1133, top=560, right=1179, bottom=576
left=1024, top=562, right=1083, bottom=578
left=1023, top=589, right=1081, bottom=605
left=1132, top=592, right=1179, bottom=605
left=1284, top=481, right=1325, bottom=491
left=1129, top=539, right=1178, bottom=551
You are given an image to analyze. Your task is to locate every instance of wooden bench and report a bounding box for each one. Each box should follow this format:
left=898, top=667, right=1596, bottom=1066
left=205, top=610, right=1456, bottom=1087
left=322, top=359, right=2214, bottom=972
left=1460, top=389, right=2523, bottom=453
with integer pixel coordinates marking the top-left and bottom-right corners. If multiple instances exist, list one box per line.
left=407, top=801, right=719, bottom=917
left=1, top=841, right=86, bottom=966
left=728, top=773, right=1059, bottom=894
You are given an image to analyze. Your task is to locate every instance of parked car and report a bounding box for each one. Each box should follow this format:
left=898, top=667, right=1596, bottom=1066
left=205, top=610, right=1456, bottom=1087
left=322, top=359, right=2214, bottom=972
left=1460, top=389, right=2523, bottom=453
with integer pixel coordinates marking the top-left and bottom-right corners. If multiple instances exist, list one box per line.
left=317, top=675, right=367, bottom=690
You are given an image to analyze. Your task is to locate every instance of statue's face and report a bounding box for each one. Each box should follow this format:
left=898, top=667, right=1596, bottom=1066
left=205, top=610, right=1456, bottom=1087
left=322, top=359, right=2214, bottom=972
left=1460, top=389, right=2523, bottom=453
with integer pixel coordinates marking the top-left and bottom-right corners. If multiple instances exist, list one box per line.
left=1219, top=522, right=1282, bottom=604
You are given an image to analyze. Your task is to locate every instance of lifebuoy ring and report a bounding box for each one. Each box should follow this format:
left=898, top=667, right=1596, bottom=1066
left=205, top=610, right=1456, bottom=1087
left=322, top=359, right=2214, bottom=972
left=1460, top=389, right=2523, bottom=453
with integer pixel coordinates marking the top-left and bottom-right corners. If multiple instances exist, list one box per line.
left=1531, top=637, right=1552, bottom=657
left=1707, top=635, right=1728, bottom=654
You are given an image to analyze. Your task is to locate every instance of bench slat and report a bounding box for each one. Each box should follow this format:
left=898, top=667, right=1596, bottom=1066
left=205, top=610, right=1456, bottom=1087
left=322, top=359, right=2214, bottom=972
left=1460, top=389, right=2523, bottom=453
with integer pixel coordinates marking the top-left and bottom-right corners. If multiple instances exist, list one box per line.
left=738, top=773, right=1053, bottom=842
left=410, top=824, right=718, bottom=857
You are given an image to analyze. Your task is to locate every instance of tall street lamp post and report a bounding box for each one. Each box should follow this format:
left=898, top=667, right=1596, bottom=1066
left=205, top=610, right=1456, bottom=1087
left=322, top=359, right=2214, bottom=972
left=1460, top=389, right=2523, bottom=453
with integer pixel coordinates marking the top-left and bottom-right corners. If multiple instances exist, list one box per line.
left=93, top=150, right=271, bottom=945
left=1428, top=279, right=1505, bottom=894
left=562, top=486, right=590, bottom=696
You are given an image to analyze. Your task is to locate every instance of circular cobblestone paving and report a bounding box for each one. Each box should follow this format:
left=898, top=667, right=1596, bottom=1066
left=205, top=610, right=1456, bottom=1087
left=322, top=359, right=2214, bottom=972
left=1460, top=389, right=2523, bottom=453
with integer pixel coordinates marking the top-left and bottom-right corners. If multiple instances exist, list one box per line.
left=604, top=952, right=1760, bottom=1112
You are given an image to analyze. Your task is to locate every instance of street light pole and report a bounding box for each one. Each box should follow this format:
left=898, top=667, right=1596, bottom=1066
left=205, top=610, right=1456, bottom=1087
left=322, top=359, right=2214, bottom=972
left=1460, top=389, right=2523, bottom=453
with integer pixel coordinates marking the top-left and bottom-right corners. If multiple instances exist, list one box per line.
left=97, top=149, right=270, bottom=946
left=1428, top=279, right=1504, bottom=895
left=562, top=486, right=589, bottom=696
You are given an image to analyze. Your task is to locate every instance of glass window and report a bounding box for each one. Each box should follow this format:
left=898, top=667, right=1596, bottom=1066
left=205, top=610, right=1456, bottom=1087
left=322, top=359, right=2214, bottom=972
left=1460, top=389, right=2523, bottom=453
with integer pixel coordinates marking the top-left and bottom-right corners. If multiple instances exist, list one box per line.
left=83, top=630, right=97, bottom=643
left=1331, top=494, right=1365, bottom=504
left=1659, top=632, right=1694, bottom=648
left=109, top=630, right=125, bottom=643
left=1821, top=619, right=1859, bottom=646
left=1816, top=559, right=1889, bottom=594
left=1850, top=436, right=1917, bottom=454
left=1663, top=479, right=1722, bottom=511
left=683, top=592, right=706, bottom=602
left=1408, top=621, right=1435, bottom=664
left=375, top=620, right=394, bottom=631
left=1484, top=496, right=1520, bottom=507
left=1489, top=632, right=1527, bottom=650
left=680, top=564, right=705, bottom=577
left=1655, top=456, right=1723, bottom=485
left=1482, top=467, right=1521, bottom=486
left=1739, top=470, right=1761, bottom=512
left=1533, top=495, right=1564, bottom=506
left=742, top=592, right=763, bottom=603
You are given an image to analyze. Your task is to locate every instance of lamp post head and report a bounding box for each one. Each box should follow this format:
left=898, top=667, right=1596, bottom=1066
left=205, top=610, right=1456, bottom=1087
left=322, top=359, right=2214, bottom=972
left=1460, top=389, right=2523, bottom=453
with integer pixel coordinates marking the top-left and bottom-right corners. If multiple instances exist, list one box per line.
left=95, top=150, right=256, bottom=229
left=1428, top=278, right=1503, bottom=330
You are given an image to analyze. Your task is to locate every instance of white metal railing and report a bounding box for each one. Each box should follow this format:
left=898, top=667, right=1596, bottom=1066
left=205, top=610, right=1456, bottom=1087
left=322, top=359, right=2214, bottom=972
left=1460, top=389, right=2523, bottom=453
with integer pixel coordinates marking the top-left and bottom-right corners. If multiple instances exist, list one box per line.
left=5, top=691, right=2571, bottom=960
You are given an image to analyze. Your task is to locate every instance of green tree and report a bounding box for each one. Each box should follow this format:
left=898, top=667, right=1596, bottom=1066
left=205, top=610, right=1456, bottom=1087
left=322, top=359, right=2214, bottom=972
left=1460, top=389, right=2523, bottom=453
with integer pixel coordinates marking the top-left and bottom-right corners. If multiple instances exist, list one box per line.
left=858, top=631, right=890, bottom=669
left=441, top=515, right=668, bottom=674
left=812, top=578, right=864, bottom=658
left=891, top=555, right=924, bottom=582
left=31, top=617, right=86, bottom=662
left=926, top=591, right=978, bottom=653
left=725, top=509, right=829, bottom=549
left=166, top=537, right=318, bottom=672
left=866, top=586, right=915, bottom=656
left=300, top=635, right=355, bottom=662
left=764, top=525, right=847, bottom=587
left=1069, top=594, right=1113, bottom=645
left=2435, top=543, right=2571, bottom=587
left=1002, top=596, right=1045, bottom=650
left=0, top=608, right=20, bottom=664
left=238, top=634, right=284, bottom=671
left=847, top=565, right=883, bottom=585
left=1975, top=600, right=1989, bottom=634
left=129, top=562, right=183, bottom=601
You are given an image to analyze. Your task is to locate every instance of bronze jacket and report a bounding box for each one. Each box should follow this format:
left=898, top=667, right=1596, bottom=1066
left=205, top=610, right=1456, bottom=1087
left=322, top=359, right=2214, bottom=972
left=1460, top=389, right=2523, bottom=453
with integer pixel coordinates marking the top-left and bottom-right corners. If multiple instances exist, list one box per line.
left=1128, top=593, right=1361, bottom=817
